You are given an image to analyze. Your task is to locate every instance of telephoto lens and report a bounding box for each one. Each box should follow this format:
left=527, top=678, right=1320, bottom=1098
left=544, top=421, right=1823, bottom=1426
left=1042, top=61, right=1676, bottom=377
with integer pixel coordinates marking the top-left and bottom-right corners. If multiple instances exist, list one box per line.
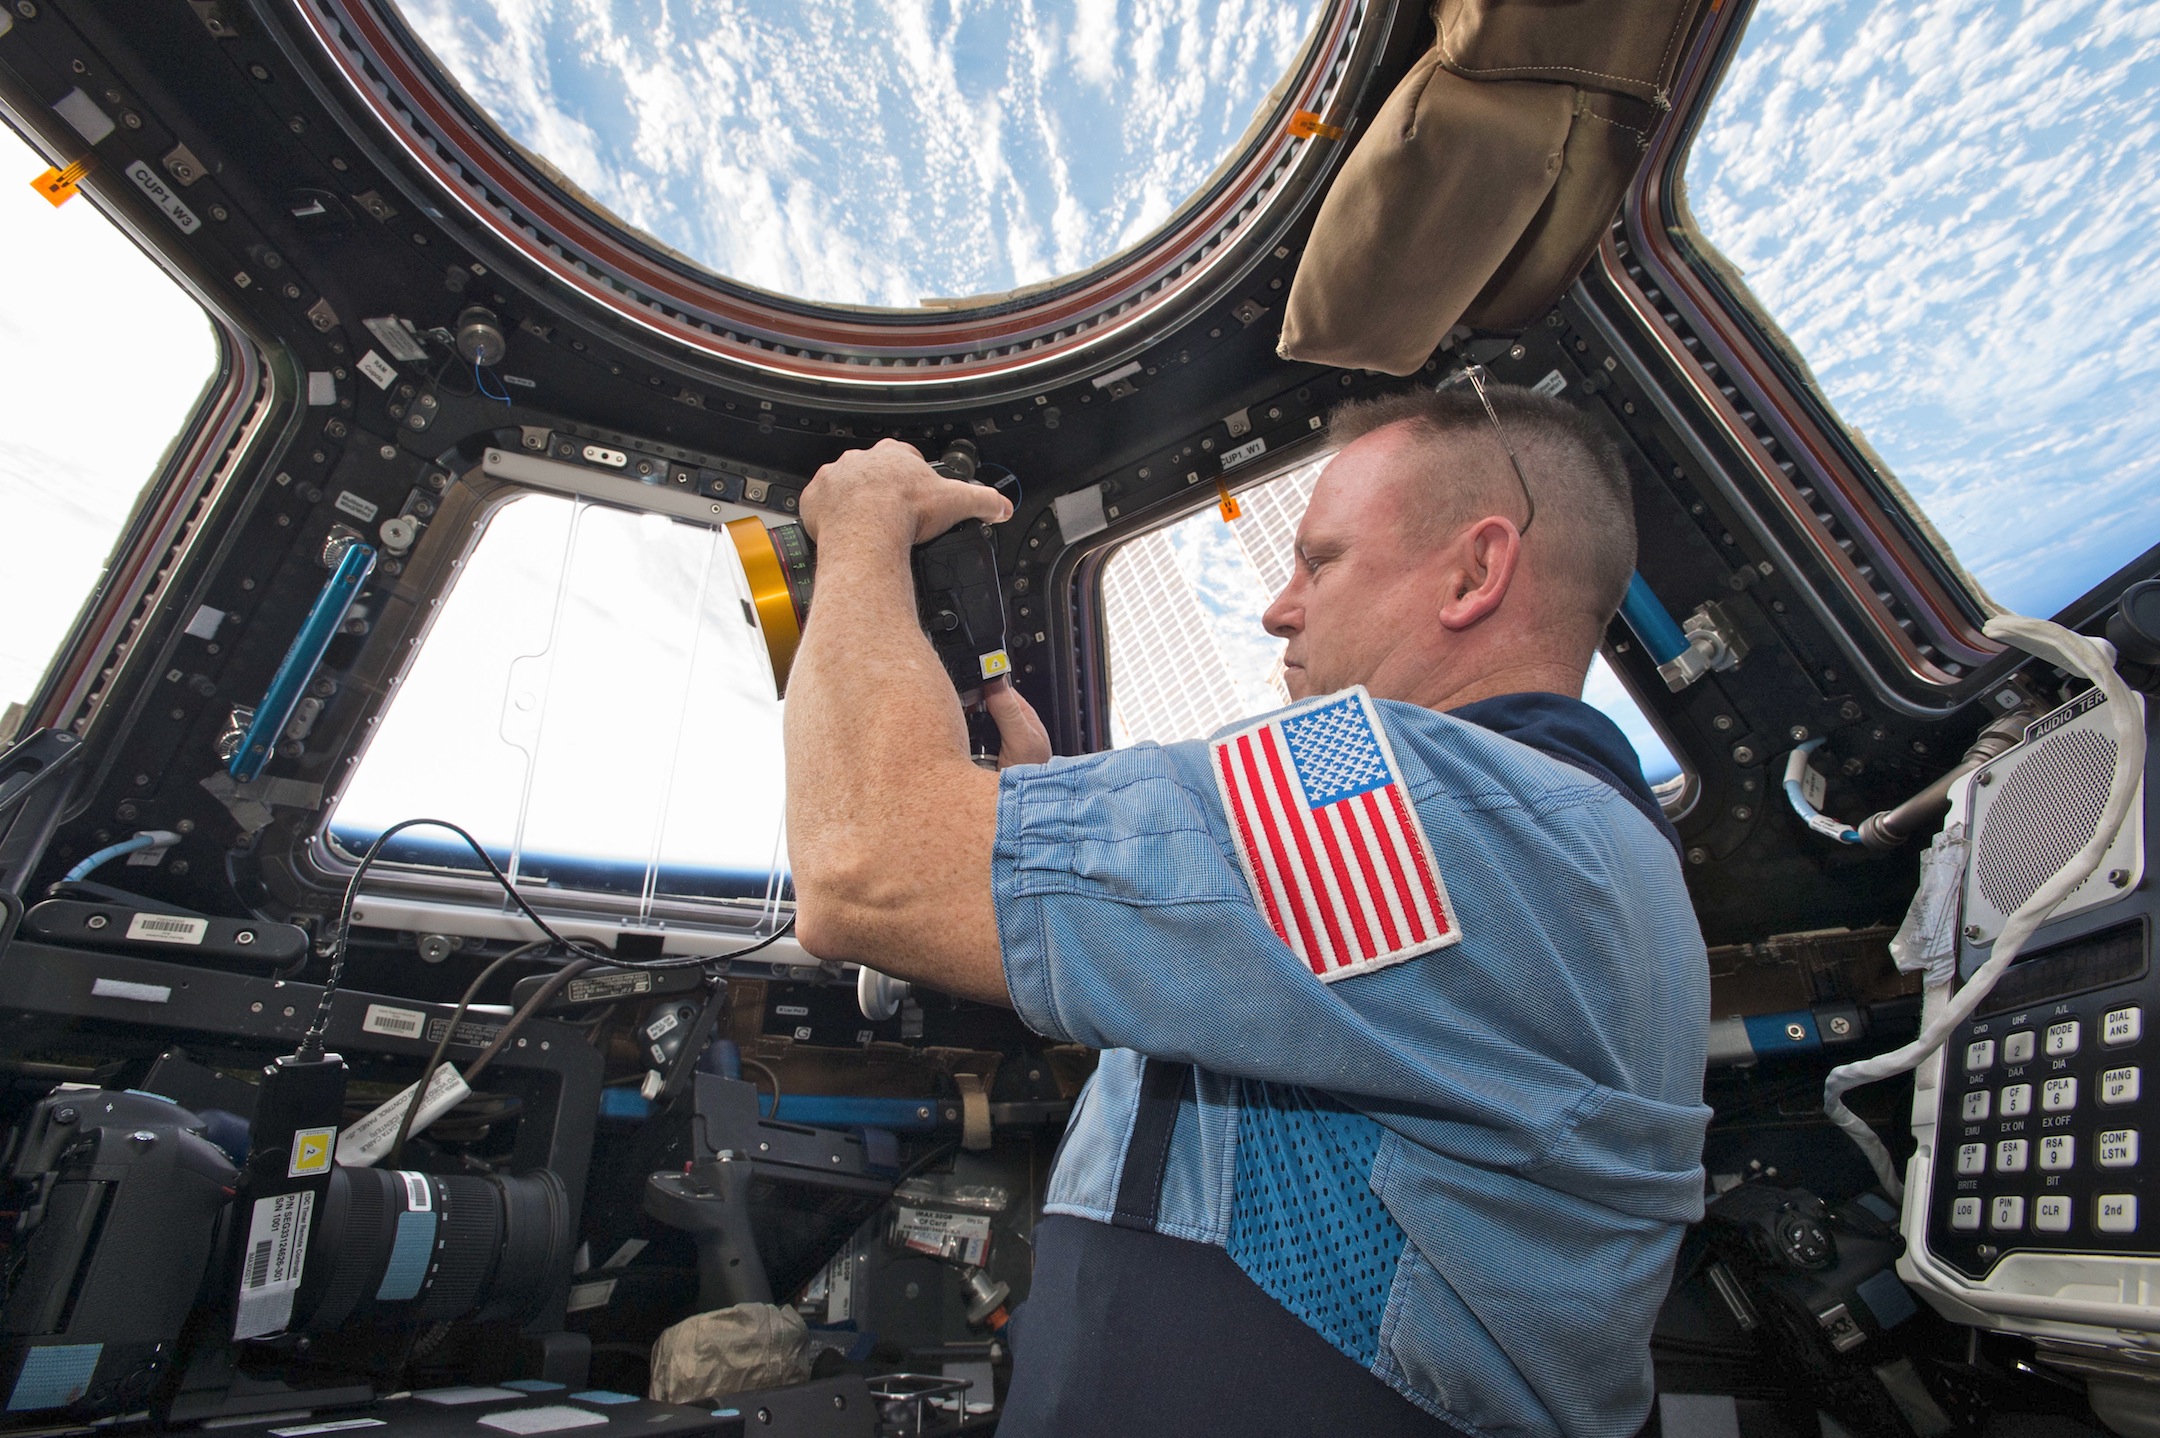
left=286, top=1166, right=572, bottom=1333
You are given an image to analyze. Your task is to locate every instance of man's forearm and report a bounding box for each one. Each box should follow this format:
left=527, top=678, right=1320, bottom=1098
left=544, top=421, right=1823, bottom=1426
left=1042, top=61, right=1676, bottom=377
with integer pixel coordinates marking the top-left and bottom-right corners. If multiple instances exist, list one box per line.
left=782, top=509, right=1009, bottom=1002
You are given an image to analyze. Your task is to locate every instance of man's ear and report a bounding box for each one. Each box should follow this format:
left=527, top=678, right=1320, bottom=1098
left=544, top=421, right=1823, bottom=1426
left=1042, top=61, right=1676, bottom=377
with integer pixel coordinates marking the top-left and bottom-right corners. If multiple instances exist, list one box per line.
left=1435, top=517, right=1521, bottom=632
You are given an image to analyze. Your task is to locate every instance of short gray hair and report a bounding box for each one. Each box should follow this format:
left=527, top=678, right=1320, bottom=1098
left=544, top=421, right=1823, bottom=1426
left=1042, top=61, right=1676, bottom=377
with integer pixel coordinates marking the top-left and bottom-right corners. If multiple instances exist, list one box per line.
left=1326, top=382, right=1636, bottom=652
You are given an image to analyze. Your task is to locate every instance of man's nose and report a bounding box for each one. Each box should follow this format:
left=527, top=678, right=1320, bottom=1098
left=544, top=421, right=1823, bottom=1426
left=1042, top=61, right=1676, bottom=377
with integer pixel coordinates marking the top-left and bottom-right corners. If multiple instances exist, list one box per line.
left=1262, top=585, right=1299, bottom=639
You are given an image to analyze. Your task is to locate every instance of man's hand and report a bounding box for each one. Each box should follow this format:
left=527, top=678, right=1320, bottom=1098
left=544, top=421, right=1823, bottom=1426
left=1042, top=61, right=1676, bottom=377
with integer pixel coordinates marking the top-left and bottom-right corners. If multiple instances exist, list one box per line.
left=984, top=678, right=1051, bottom=769
left=800, top=438, right=1012, bottom=547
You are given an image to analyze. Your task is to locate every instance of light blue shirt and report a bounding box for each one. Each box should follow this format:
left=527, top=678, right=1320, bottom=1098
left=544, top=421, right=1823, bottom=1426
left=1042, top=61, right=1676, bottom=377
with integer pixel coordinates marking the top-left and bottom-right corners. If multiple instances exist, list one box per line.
left=992, top=691, right=1711, bottom=1438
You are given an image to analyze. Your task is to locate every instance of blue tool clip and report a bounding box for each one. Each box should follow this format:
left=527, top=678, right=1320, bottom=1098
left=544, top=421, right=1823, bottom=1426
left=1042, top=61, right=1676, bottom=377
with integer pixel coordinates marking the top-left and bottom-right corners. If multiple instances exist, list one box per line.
left=228, top=541, right=376, bottom=781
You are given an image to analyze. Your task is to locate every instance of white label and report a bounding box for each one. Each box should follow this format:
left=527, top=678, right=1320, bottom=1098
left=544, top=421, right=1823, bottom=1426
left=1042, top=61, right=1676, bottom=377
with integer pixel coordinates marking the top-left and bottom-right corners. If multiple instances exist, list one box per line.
left=336, top=1063, right=471, bottom=1166
left=233, top=1190, right=315, bottom=1340
left=643, top=1009, right=681, bottom=1040
left=396, top=1170, right=433, bottom=1211
left=362, top=315, right=429, bottom=362
left=599, top=1238, right=646, bottom=1270
left=357, top=350, right=398, bottom=390
left=1052, top=484, right=1108, bottom=543
left=478, top=1407, right=608, bottom=1435
left=125, top=161, right=200, bottom=234
left=271, top=1420, right=387, bottom=1436
left=1090, top=359, right=1142, bottom=389
left=502, top=373, right=537, bottom=389
left=307, top=372, right=338, bottom=406
left=1531, top=369, right=1570, bottom=399
left=125, top=912, right=207, bottom=945
left=335, top=490, right=379, bottom=523
left=53, top=89, right=115, bottom=145
left=184, top=604, right=226, bottom=640
left=415, top=1387, right=522, bottom=1406
left=362, top=1003, right=426, bottom=1039
left=90, top=977, right=171, bottom=1003
left=1798, top=763, right=1826, bottom=810
left=1220, top=436, right=1268, bottom=470
left=773, top=1005, right=810, bottom=1018
left=894, top=1208, right=993, bottom=1266
left=565, top=1279, right=617, bottom=1313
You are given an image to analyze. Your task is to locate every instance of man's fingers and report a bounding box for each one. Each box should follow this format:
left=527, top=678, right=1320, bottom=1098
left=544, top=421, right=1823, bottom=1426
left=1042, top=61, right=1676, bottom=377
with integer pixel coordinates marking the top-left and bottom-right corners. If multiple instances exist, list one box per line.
left=983, top=678, right=1052, bottom=768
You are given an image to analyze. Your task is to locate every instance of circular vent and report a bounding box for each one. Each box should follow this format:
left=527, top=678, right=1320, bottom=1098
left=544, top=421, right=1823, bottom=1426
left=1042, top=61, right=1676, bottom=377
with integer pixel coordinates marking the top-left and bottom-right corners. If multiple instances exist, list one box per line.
left=1974, top=728, right=2118, bottom=916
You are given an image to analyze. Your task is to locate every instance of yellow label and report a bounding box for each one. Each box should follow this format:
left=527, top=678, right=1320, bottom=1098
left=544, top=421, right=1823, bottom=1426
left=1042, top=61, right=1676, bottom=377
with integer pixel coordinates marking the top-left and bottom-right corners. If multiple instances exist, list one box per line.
left=979, top=649, right=1012, bottom=680
left=288, top=1125, right=336, bottom=1177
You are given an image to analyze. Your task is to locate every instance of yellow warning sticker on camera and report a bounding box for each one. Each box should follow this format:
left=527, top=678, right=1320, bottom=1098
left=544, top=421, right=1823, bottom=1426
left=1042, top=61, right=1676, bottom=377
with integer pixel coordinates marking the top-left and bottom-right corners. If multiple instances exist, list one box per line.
left=978, top=650, right=1012, bottom=680
left=288, top=1126, right=337, bottom=1178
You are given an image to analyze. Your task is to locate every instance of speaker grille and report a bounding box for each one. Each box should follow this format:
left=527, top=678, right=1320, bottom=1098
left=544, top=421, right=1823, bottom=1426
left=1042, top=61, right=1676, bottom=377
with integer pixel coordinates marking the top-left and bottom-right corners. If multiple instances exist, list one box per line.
left=1974, top=727, right=2118, bottom=916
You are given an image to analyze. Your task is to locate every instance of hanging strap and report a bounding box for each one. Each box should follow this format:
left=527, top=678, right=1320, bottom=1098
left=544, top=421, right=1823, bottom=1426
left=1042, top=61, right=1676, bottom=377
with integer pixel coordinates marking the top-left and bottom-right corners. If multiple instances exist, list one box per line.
left=1111, top=1059, right=1193, bottom=1231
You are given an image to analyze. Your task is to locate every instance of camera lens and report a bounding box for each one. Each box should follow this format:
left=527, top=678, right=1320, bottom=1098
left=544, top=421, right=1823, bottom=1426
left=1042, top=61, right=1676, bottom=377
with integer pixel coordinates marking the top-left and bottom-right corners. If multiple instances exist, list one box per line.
left=293, top=1167, right=570, bottom=1333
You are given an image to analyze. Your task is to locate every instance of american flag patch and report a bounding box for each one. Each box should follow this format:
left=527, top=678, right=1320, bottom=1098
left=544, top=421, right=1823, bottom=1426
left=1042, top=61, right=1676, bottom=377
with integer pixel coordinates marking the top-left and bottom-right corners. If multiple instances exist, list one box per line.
left=1210, top=687, right=1460, bottom=983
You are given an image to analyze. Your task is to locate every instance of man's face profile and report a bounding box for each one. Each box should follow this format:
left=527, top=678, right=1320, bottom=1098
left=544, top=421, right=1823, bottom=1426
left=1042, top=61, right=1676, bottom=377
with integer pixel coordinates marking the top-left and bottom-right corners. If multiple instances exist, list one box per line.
left=1263, top=425, right=1449, bottom=704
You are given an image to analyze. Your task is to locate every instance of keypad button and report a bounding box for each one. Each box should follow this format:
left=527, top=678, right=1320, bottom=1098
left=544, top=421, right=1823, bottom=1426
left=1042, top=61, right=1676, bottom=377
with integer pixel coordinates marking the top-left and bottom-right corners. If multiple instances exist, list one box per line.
left=2040, top=1134, right=2076, bottom=1170
left=1956, top=1142, right=1987, bottom=1175
left=2000, top=1083, right=2033, bottom=1117
left=2097, top=1129, right=2140, bottom=1169
left=2096, top=1194, right=2138, bottom=1234
left=2002, top=1031, right=2036, bottom=1065
left=1965, top=1039, right=1996, bottom=1072
left=2046, top=1020, right=2082, bottom=1057
left=2104, top=1006, right=2143, bottom=1047
left=1962, top=1089, right=1991, bottom=1121
left=2100, top=1066, right=2141, bottom=1106
left=1995, top=1138, right=2029, bottom=1173
left=1991, top=1195, right=2026, bottom=1231
left=1951, top=1196, right=1983, bottom=1230
left=2034, top=1194, right=2073, bottom=1232
left=2042, top=1076, right=2078, bottom=1112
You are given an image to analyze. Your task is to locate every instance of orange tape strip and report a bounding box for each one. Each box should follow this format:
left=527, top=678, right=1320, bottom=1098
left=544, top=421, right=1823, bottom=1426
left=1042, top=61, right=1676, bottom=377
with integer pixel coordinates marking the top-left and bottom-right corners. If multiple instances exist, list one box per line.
left=1288, top=110, right=1344, bottom=141
left=31, top=156, right=92, bottom=207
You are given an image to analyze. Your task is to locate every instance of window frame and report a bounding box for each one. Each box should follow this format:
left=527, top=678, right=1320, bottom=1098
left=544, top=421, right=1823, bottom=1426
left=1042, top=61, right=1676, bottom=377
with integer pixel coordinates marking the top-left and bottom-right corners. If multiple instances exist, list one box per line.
left=291, top=0, right=1409, bottom=397
left=294, top=470, right=796, bottom=956
left=1071, top=445, right=1698, bottom=815
left=1594, top=0, right=2023, bottom=698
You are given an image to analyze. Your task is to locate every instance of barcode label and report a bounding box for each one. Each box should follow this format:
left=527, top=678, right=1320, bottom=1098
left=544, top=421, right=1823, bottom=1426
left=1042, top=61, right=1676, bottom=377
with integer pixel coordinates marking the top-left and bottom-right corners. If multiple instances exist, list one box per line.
left=232, top=1191, right=315, bottom=1340
left=395, top=1170, right=432, bottom=1212
left=125, top=912, right=207, bottom=945
left=362, top=1004, right=426, bottom=1039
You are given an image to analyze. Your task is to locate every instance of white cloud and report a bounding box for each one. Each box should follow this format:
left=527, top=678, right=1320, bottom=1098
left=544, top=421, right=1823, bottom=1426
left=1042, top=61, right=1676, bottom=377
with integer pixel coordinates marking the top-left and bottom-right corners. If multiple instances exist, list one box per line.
left=395, top=0, right=1322, bottom=306
left=1687, top=0, right=2160, bottom=616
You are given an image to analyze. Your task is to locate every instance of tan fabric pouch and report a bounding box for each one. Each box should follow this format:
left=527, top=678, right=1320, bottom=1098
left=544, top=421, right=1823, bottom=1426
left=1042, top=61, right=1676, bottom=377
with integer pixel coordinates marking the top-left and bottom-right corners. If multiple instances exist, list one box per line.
left=1280, top=0, right=1701, bottom=374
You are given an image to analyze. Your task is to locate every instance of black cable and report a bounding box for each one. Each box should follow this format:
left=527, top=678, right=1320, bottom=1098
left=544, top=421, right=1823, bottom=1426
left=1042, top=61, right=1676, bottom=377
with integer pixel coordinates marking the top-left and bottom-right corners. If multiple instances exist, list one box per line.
left=741, top=1057, right=783, bottom=1119
left=387, top=941, right=551, bottom=1167
left=299, top=818, right=793, bottom=1059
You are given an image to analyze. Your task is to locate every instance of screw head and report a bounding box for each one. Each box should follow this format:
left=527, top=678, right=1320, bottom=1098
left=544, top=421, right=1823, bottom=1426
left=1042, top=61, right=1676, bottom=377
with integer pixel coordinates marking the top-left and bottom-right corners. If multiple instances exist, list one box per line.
left=1788, top=725, right=1809, bottom=742
left=235, top=930, right=255, bottom=945
left=2109, top=869, right=2131, bottom=888
left=130, top=1130, right=158, bottom=1145
left=52, top=1107, right=77, bottom=1126
left=1731, top=745, right=1757, bottom=766
left=85, top=914, right=108, bottom=930
left=1828, top=1016, right=1853, bottom=1037
left=1732, top=806, right=1753, bottom=821
left=1686, top=847, right=1709, bottom=865
left=1964, top=924, right=1984, bottom=942
left=1713, top=715, right=1736, bottom=732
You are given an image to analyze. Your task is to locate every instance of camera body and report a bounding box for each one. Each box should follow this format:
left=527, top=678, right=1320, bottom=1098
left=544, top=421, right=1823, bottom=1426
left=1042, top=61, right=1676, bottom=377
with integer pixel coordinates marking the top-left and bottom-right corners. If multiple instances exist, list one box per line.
left=726, top=441, right=1012, bottom=702
left=0, top=1089, right=237, bottom=1419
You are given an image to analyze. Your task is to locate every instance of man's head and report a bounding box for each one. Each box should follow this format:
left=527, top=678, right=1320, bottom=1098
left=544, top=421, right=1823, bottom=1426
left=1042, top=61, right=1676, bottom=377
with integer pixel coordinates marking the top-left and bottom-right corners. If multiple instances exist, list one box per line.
left=1261, top=381, right=1635, bottom=709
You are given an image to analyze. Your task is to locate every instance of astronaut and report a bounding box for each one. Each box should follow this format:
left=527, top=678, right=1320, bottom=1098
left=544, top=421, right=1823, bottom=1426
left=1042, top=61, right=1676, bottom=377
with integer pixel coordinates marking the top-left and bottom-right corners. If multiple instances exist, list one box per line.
left=784, top=382, right=1710, bottom=1438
